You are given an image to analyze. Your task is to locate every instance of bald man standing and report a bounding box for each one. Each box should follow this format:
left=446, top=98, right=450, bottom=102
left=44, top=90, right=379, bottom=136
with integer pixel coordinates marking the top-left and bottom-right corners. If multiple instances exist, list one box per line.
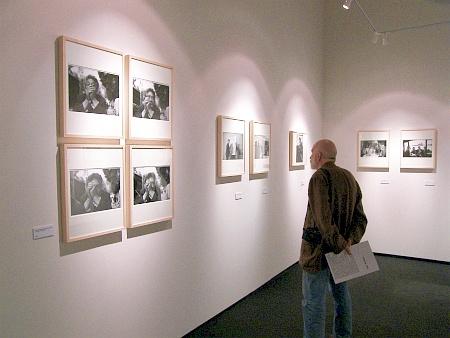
left=300, top=139, right=367, bottom=338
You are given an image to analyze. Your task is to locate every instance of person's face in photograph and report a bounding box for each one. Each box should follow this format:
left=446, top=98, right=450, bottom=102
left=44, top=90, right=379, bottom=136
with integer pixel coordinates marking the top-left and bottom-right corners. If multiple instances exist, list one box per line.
left=144, top=176, right=156, bottom=191
left=87, top=178, right=101, bottom=196
left=85, top=77, right=98, bottom=96
left=143, top=90, right=155, bottom=105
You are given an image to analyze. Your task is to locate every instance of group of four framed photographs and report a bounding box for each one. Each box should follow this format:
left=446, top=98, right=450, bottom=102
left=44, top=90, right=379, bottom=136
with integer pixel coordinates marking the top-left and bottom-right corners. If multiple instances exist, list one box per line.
left=358, top=129, right=437, bottom=169
left=217, top=116, right=307, bottom=177
left=58, top=36, right=173, bottom=242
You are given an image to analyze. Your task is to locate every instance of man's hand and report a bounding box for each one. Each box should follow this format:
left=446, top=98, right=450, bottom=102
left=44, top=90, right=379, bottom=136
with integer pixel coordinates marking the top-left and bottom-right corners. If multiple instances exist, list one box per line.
left=344, top=239, right=352, bottom=255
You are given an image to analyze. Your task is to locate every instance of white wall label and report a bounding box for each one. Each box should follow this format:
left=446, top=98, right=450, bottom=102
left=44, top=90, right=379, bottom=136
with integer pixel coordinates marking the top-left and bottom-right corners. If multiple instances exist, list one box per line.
left=32, top=224, right=55, bottom=240
left=424, top=180, right=435, bottom=186
left=234, top=192, right=244, bottom=200
left=380, top=180, right=390, bottom=185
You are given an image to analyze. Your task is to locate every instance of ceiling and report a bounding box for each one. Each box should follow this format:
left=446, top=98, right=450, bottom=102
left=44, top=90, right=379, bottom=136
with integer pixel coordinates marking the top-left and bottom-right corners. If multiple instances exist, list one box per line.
left=353, top=0, right=450, bottom=33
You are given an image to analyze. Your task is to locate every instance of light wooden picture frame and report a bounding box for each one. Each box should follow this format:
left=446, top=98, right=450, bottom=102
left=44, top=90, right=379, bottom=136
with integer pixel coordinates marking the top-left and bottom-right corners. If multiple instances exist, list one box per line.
left=250, top=121, right=270, bottom=174
left=357, top=130, right=389, bottom=169
left=126, top=55, right=173, bottom=145
left=60, top=144, right=125, bottom=242
left=216, top=115, right=245, bottom=177
left=289, top=131, right=305, bottom=170
left=58, top=36, right=124, bottom=141
left=400, top=129, right=437, bottom=169
left=127, top=146, right=173, bottom=228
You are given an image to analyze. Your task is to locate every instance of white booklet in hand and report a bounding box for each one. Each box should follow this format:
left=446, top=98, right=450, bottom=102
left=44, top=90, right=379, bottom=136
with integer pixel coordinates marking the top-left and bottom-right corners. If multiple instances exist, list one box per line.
left=325, top=241, right=379, bottom=284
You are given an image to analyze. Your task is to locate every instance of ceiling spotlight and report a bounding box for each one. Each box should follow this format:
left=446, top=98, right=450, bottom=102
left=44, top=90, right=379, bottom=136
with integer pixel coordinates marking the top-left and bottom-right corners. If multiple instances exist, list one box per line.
left=372, top=32, right=381, bottom=44
left=382, top=32, right=389, bottom=46
left=343, top=0, right=353, bottom=10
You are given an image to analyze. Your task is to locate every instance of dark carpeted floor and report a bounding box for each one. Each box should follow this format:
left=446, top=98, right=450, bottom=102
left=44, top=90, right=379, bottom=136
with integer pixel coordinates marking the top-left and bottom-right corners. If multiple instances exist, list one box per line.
left=185, top=254, right=450, bottom=337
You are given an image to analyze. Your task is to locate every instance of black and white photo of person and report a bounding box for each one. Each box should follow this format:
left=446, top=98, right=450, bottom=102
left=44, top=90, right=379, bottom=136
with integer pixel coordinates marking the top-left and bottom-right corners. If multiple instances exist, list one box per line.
left=102, top=168, right=121, bottom=209
left=254, top=135, right=269, bottom=159
left=360, top=140, right=387, bottom=157
left=154, top=83, right=170, bottom=120
left=68, top=65, right=119, bottom=115
left=70, top=168, right=121, bottom=216
left=133, top=166, right=170, bottom=205
left=403, top=139, right=432, bottom=157
left=296, top=134, right=304, bottom=162
left=142, top=172, right=160, bottom=203
left=223, top=132, right=243, bottom=160
left=133, top=88, right=161, bottom=119
left=132, top=78, right=170, bottom=120
left=157, top=166, right=171, bottom=201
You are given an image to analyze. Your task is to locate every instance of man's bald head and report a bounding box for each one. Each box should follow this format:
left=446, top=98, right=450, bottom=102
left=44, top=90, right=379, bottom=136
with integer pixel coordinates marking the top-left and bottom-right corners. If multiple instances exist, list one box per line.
left=315, top=139, right=337, bottom=161
left=310, top=139, right=337, bottom=169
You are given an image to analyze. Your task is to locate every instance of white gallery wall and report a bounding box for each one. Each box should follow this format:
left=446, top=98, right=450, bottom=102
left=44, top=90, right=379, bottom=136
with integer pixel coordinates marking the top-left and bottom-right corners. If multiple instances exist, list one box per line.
left=0, top=1, right=324, bottom=337
left=323, top=1, right=450, bottom=261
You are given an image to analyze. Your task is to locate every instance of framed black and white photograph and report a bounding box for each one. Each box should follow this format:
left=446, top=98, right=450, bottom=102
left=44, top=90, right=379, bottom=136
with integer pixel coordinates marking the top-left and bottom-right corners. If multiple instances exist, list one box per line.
left=127, top=146, right=173, bottom=228
left=289, top=131, right=305, bottom=170
left=250, top=121, right=270, bottom=174
left=357, top=131, right=389, bottom=169
left=61, top=144, right=124, bottom=242
left=217, top=116, right=245, bottom=177
left=400, top=129, right=437, bottom=169
left=126, top=55, right=172, bottom=144
left=58, top=36, right=123, bottom=139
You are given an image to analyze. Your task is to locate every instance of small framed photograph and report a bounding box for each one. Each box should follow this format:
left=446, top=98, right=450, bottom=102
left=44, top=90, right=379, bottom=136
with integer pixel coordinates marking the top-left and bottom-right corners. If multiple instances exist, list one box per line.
left=127, top=146, right=173, bottom=228
left=357, top=131, right=389, bottom=169
left=217, top=116, right=245, bottom=177
left=126, top=55, right=172, bottom=144
left=58, top=36, right=124, bottom=140
left=289, top=131, right=305, bottom=170
left=60, top=144, right=124, bottom=242
left=250, top=121, right=270, bottom=174
left=400, top=129, right=437, bottom=169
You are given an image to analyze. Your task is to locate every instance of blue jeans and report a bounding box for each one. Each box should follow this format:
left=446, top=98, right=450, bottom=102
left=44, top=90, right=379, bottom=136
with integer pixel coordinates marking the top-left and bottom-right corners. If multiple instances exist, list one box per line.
left=302, top=268, right=352, bottom=338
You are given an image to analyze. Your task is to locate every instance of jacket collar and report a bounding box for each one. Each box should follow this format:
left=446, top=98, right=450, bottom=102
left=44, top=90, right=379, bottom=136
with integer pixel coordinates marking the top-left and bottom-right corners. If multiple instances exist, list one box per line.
left=320, top=161, right=336, bottom=169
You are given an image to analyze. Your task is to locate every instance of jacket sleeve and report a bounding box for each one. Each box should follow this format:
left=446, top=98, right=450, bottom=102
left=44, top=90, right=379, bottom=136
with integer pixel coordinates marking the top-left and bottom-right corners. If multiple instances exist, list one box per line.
left=308, top=171, right=347, bottom=254
left=348, top=182, right=367, bottom=243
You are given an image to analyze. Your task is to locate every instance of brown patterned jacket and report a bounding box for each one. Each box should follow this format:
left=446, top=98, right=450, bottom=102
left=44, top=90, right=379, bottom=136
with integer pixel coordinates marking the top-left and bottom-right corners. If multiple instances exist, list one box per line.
left=300, top=162, right=367, bottom=272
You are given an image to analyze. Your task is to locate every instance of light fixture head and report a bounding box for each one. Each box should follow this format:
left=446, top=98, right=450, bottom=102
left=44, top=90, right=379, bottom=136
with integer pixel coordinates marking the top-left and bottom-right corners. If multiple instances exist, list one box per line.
left=343, top=0, right=353, bottom=10
left=382, top=32, right=389, bottom=46
left=372, top=32, right=381, bottom=44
